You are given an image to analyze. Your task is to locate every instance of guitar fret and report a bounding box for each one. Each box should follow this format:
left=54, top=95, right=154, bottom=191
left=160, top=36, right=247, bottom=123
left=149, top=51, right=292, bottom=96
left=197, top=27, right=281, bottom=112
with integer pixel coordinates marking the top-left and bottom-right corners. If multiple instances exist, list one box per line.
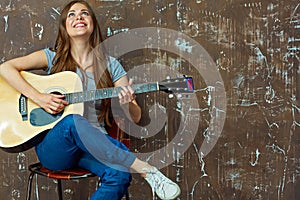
left=113, top=88, right=118, bottom=95
left=133, top=83, right=158, bottom=94
left=73, top=93, right=79, bottom=103
left=89, top=90, right=95, bottom=101
left=80, top=93, right=84, bottom=102
left=103, top=89, right=107, bottom=98
left=76, top=93, right=82, bottom=103
left=97, top=89, right=103, bottom=99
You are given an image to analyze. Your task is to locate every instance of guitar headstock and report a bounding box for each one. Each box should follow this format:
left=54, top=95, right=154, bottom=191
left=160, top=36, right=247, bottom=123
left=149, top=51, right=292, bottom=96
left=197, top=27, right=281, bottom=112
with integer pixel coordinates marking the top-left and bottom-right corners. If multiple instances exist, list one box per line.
left=158, top=76, right=194, bottom=93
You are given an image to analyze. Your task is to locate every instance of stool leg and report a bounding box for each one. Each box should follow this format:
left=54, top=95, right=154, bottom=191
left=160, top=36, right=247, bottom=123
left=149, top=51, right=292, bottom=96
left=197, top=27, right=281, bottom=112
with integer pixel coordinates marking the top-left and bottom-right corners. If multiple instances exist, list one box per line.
left=26, top=172, right=35, bottom=200
left=57, top=179, right=63, bottom=200
left=125, top=189, right=130, bottom=200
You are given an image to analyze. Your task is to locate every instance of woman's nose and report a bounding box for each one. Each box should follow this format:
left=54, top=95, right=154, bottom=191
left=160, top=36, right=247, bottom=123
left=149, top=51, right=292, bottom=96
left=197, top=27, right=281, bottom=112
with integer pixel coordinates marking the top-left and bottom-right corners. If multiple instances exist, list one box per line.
left=76, top=14, right=83, bottom=20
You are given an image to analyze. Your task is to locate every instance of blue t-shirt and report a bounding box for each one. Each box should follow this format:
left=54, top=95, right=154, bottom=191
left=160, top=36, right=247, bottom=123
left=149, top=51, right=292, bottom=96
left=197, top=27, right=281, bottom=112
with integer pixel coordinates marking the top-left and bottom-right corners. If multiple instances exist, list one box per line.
left=43, top=48, right=126, bottom=83
left=43, top=48, right=126, bottom=131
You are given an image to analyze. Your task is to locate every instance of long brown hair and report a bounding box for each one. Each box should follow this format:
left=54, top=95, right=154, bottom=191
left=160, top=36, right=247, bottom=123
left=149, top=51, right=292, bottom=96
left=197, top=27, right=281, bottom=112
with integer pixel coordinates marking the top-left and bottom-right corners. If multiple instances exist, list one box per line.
left=51, top=0, right=113, bottom=124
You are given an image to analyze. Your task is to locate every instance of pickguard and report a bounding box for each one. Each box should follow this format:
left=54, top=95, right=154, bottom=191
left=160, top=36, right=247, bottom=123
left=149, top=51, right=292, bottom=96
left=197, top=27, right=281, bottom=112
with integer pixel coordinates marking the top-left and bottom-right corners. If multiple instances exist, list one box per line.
left=30, top=108, right=63, bottom=126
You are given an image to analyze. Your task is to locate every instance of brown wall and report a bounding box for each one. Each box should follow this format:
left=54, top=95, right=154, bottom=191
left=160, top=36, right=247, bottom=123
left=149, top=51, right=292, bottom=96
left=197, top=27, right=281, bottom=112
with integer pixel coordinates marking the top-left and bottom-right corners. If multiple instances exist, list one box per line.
left=1, top=0, right=300, bottom=199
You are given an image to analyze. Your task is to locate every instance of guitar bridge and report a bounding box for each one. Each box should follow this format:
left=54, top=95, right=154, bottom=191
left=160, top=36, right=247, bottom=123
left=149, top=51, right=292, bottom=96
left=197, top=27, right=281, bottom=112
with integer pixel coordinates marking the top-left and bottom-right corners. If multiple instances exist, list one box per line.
left=19, top=94, right=28, bottom=121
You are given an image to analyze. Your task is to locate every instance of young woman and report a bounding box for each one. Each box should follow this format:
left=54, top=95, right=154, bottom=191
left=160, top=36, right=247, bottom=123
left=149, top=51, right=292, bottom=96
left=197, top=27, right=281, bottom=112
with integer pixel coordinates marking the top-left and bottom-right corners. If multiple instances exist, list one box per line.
left=0, top=1, right=180, bottom=199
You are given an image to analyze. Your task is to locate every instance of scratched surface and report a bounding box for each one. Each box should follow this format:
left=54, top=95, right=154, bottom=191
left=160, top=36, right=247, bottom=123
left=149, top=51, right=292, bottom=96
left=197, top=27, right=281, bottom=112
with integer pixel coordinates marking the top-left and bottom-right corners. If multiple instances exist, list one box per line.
left=1, top=0, right=300, bottom=199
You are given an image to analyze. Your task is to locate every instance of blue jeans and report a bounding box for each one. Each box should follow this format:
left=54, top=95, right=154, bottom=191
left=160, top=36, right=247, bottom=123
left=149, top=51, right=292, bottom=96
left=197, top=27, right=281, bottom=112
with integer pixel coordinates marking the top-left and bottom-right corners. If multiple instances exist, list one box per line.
left=35, top=114, right=136, bottom=200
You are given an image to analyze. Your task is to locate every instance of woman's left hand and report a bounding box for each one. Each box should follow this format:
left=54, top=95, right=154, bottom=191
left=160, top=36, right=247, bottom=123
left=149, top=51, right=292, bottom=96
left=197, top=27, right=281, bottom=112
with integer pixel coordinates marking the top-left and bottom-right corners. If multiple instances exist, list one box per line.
left=118, top=79, right=136, bottom=105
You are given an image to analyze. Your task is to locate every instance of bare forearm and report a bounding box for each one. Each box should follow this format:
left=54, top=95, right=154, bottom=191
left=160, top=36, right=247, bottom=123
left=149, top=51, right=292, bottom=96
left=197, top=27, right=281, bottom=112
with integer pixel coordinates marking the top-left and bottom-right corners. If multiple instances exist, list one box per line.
left=0, top=51, right=48, bottom=103
left=122, top=100, right=141, bottom=123
left=0, top=62, right=41, bottom=103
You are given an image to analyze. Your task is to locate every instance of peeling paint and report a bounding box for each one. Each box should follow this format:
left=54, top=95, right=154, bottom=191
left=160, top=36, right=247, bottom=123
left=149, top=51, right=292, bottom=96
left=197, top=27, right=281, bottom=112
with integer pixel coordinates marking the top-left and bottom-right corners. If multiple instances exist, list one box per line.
left=0, top=1, right=300, bottom=200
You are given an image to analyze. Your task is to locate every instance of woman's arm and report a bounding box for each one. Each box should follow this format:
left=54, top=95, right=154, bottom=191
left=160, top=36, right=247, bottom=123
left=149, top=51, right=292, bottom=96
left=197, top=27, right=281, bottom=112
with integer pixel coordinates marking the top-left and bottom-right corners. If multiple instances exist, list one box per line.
left=114, top=76, right=142, bottom=123
left=0, top=50, right=68, bottom=114
left=0, top=50, right=48, bottom=101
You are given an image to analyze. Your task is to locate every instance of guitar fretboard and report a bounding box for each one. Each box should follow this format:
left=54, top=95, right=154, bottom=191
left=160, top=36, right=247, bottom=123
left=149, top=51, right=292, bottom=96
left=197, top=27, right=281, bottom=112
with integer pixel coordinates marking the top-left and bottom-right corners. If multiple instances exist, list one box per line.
left=64, top=82, right=159, bottom=104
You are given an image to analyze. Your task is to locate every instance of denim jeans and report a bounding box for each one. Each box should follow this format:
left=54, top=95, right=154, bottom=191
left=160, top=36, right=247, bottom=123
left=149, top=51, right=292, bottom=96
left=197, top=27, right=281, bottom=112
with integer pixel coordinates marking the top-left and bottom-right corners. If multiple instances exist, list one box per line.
left=35, top=114, right=136, bottom=200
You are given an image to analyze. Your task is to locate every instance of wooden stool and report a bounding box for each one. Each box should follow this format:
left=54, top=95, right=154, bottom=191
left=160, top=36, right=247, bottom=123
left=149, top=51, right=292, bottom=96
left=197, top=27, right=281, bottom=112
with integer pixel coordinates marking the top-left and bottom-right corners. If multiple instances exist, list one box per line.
left=26, top=162, right=130, bottom=200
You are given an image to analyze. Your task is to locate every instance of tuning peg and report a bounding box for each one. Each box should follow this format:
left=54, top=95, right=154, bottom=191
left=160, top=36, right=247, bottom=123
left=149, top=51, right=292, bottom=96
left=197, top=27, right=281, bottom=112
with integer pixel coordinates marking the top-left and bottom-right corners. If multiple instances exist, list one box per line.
left=168, top=93, right=174, bottom=98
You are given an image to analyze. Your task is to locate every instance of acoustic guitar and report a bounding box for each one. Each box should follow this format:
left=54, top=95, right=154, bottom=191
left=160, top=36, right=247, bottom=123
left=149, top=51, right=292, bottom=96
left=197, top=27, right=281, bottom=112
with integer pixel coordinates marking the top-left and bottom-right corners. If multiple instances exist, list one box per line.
left=0, top=71, right=194, bottom=153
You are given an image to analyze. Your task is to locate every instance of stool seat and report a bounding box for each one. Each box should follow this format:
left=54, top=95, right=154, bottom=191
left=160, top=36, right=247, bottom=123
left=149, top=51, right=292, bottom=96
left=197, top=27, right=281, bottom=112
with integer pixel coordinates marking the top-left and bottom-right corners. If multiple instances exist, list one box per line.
left=26, top=162, right=130, bottom=200
left=29, top=162, right=95, bottom=180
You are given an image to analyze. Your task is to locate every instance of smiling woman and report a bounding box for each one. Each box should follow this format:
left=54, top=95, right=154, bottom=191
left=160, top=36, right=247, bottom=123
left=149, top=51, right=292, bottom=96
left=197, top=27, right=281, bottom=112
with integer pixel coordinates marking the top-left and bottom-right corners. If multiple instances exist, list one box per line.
left=65, top=4, right=94, bottom=38
left=0, top=0, right=180, bottom=200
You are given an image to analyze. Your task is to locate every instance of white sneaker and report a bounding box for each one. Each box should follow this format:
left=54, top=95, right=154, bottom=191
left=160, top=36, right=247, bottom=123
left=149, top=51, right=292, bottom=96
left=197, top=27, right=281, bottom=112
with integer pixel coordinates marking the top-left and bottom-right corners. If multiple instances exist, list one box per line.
left=143, top=167, right=181, bottom=200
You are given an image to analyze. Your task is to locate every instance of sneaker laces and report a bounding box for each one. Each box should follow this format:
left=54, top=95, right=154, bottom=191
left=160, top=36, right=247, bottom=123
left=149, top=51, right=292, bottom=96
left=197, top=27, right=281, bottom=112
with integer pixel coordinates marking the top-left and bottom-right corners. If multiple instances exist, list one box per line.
left=143, top=167, right=180, bottom=200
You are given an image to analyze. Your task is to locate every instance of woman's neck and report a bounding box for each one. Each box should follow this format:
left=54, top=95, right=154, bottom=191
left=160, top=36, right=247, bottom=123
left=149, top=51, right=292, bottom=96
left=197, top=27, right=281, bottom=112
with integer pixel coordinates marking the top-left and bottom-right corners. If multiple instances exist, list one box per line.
left=70, top=39, right=93, bottom=72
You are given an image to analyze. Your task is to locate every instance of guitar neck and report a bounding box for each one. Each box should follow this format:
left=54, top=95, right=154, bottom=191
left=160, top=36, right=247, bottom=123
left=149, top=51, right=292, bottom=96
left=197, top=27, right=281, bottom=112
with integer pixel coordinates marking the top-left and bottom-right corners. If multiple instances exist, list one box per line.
left=65, top=82, right=159, bottom=104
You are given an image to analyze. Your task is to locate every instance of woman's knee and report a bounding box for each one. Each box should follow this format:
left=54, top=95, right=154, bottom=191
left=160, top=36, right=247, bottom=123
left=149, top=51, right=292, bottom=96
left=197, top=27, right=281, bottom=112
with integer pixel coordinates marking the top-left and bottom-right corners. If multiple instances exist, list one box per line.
left=61, top=114, right=81, bottom=124
left=58, top=114, right=85, bottom=131
left=56, top=114, right=76, bottom=128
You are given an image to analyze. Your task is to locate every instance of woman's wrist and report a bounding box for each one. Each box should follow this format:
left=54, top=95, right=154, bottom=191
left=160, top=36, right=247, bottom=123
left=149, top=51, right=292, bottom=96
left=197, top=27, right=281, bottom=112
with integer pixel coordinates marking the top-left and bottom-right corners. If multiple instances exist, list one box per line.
left=121, top=99, right=141, bottom=123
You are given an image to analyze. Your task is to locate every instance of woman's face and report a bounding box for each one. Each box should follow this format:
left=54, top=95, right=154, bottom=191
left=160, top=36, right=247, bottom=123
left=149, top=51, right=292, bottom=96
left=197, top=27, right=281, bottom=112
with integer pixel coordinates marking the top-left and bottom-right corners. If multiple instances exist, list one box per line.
left=65, top=3, right=94, bottom=39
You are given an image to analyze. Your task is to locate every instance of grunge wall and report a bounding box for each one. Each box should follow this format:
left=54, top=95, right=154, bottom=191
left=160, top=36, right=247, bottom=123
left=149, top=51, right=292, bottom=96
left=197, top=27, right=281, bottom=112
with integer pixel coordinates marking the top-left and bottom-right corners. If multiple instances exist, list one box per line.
left=0, top=0, right=300, bottom=199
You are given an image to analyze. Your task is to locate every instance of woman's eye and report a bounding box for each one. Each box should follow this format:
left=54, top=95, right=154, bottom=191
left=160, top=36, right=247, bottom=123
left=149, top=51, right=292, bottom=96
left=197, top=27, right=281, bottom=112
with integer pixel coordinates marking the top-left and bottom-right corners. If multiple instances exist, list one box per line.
left=67, top=12, right=75, bottom=17
left=82, top=11, right=89, bottom=16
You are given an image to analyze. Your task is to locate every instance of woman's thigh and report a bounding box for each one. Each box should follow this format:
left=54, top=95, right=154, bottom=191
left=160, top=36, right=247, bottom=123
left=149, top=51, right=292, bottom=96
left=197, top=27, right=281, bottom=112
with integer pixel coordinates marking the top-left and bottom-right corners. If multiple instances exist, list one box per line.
left=35, top=114, right=136, bottom=171
left=35, top=114, right=83, bottom=170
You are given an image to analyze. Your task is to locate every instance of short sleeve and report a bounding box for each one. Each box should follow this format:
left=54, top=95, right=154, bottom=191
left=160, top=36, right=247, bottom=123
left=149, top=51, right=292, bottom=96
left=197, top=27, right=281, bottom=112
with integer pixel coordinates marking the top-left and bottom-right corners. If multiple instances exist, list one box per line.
left=107, top=56, right=127, bottom=83
left=43, top=48, right=56, bottom=74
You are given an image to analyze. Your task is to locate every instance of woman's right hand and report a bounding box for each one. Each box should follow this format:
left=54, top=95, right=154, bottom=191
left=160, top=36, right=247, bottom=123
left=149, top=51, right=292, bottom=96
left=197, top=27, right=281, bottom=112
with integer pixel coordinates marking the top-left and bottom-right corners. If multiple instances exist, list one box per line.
left=35, top=93, right=69, bottom=115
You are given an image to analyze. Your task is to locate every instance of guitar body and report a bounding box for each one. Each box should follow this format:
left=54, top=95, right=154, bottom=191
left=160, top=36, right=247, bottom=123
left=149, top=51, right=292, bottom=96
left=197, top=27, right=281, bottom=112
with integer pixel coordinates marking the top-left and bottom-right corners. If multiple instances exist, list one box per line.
left=0, top=71, right=84, bottom=153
